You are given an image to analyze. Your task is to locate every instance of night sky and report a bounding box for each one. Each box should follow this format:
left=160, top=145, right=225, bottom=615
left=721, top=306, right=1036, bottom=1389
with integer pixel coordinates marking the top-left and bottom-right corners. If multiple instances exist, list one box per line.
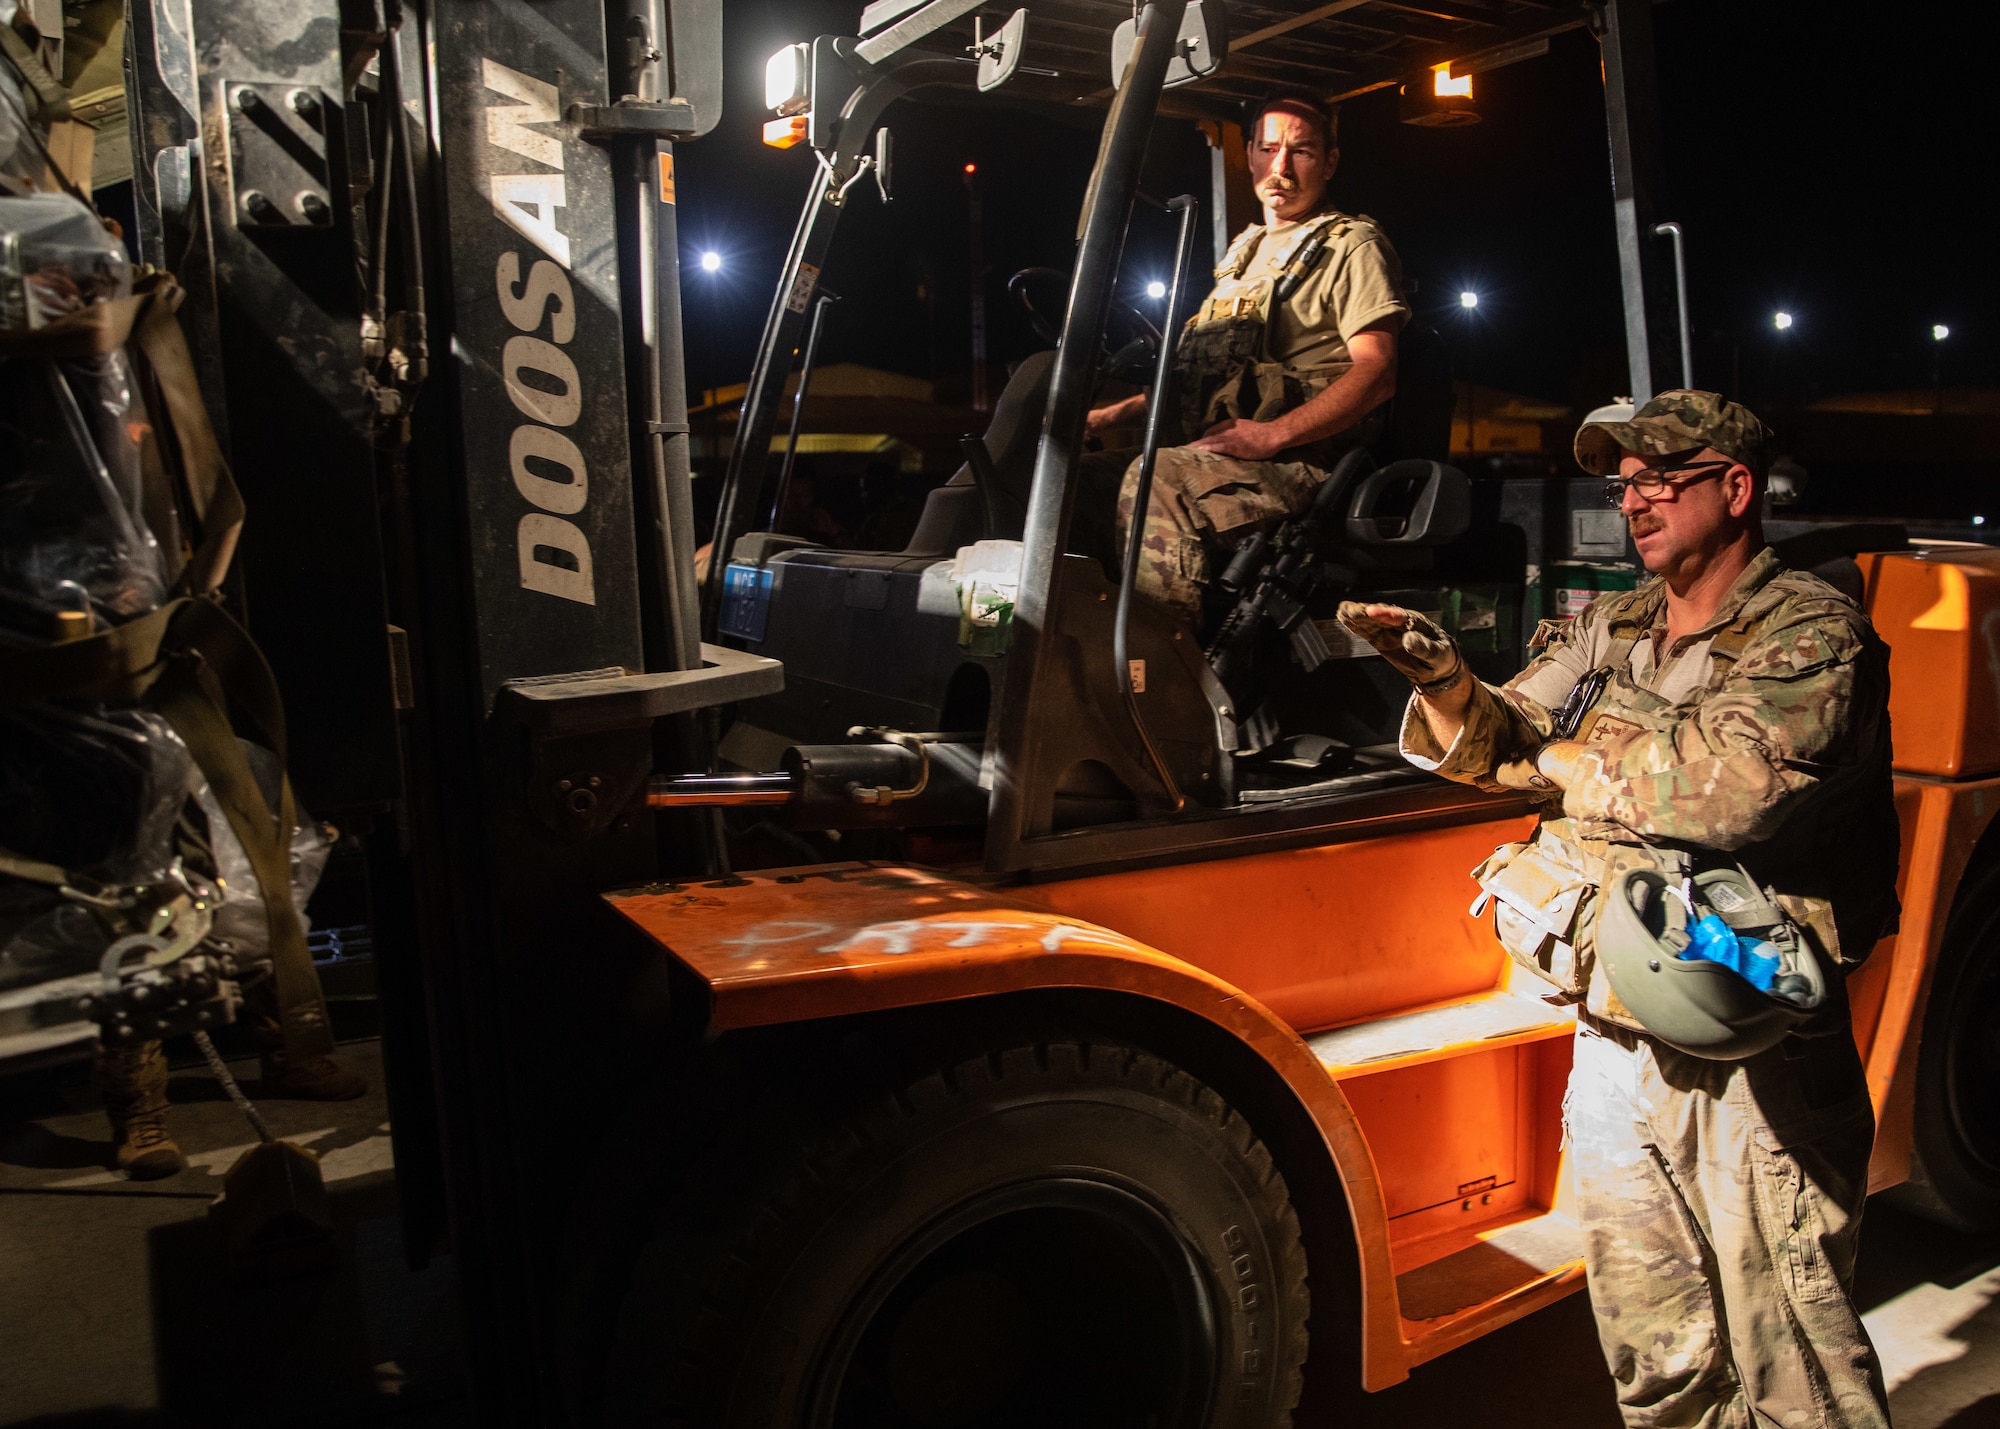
left=676, top=3, right=1992, bottom=420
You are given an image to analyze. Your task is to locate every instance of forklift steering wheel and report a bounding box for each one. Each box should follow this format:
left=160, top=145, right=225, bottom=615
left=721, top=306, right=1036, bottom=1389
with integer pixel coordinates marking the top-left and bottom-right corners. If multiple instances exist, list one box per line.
left=1008, top=267, right=1162, bottom=378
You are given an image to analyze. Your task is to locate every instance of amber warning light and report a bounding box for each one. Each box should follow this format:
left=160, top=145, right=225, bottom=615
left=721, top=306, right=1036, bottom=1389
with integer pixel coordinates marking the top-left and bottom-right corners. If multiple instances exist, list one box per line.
left=764, top=115, right=808, bottom=149
left=963, top=163, right=976, bottom=174
left=1401, top=61, right=1479, bottom=126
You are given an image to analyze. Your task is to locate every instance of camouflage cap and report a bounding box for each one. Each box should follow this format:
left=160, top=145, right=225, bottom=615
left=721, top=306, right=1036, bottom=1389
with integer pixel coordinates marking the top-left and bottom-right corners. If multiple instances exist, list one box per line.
left=1574, top=390, right=1771, bottom=478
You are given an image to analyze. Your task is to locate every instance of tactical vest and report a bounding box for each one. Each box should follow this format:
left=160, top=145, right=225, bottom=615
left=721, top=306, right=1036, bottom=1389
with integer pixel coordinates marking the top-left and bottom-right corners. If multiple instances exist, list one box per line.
left=1172, top=210, right=1379, bottom=452
left=1474, top=573, right=1896, bottom=1032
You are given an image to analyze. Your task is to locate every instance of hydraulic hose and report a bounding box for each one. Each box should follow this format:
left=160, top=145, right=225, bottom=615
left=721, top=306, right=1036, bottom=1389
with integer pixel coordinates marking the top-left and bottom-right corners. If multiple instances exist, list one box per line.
left=381, top=19, right=427, bottom=384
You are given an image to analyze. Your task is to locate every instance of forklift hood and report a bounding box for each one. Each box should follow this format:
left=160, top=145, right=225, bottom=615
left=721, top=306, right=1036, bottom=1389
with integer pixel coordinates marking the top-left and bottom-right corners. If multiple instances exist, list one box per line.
left=604, top=857, right=1436, bottom=1389
left=605, top=861, right=1292, bottom=1033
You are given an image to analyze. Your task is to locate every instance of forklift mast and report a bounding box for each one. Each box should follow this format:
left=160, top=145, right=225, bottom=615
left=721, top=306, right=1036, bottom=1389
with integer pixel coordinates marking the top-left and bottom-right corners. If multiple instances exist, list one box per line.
left=123, top=0, right=739, bottom=1415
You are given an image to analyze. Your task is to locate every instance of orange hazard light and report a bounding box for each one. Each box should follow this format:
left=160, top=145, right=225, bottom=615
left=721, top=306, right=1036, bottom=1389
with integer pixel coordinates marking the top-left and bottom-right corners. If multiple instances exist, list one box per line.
left=764, top=115, right=808, bottom=149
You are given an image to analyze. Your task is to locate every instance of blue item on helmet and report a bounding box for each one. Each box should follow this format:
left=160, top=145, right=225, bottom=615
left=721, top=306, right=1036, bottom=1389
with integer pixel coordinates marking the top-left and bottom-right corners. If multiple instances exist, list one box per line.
left=1679, top=914, right=1781, bottom=991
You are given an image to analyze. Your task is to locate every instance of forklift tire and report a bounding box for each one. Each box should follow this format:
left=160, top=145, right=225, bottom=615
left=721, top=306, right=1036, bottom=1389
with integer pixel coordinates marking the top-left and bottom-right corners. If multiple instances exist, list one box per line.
left=1893, top=869, right=2000, bottom=1232
left=604, top=1040, right=1310, bottom=1429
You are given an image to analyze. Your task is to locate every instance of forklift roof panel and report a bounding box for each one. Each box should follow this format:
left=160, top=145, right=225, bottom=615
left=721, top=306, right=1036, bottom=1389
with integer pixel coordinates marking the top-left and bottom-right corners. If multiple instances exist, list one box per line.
left=898, top=1, right=1594, bottom=114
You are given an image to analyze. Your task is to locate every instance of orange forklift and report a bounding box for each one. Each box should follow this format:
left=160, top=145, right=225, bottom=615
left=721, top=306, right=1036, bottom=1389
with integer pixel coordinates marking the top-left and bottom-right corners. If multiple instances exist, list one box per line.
left=45, top=0, right=2000, bottom=1424
left=608, top=3, right=2000, bottom=1423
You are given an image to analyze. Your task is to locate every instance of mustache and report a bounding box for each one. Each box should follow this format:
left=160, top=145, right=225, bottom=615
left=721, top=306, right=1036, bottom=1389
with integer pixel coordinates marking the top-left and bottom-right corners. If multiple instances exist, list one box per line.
left=1628, top=516, right=1663, bottom=536
left=1258, top=176, right=1299, bottom=191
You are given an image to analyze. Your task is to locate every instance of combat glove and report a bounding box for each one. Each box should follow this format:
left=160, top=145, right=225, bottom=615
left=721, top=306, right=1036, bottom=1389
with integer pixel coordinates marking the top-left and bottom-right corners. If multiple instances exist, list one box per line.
left=1335, top=601, right=1466, bottom=697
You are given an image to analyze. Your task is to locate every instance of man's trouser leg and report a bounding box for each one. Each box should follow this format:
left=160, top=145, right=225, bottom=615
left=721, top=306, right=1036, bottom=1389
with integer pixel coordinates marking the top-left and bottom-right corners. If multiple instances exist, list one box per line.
left=1568, top=1018, right=1889, bottom=1429
left=1114, top=448, right=1324, bottom=623
left=97, top=1038, right=186, bottom=1179
left=244, top=974, right=367, bottom=1100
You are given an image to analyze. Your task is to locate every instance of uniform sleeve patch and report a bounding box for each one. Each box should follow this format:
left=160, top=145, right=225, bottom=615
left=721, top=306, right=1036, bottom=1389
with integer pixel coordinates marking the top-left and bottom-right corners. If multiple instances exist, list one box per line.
left=1582, top=713, right=1643, bottom=747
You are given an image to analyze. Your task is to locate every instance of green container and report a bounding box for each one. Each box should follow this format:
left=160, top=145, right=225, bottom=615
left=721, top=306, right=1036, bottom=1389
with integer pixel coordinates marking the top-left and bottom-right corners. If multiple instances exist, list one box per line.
left=957, top=583, right=1014, bottom=656
left=1534, top=561, right=1639, bottom=624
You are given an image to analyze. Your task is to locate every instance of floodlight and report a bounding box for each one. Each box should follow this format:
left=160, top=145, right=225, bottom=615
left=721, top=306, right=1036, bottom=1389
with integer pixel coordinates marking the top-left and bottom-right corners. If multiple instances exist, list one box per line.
left=765, top=43, right=810, bottom=117
left=700, top=251, right=722, bottom=273
left=1933, top=323, right=1950, bottom=341
left=1773, top=311, right=1793, bottom=331
left=1145, top=281, right=1167, bottom=300
left=1459, top=290, right=1478, bottom=309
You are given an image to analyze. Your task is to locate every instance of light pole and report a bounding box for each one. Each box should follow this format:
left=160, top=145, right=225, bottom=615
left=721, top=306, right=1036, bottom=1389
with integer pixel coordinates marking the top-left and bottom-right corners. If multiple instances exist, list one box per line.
left=1931, top=323, right=1949, bottom=414
left=1768, top=310, right=1794, bottom=407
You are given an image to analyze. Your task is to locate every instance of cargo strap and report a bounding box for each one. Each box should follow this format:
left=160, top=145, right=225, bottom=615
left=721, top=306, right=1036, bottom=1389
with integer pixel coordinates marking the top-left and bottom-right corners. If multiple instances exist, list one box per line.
left=134, top=274, right=244, bottom=593
left=0, top=280, right=328, bottom=1066
left=148, top=608, right=333, bottom=1066
left=0, top=17, right=70, bottom=121
left=0, top=291, right=148, bottom=360
left=0, top=846, right=68, bottom=886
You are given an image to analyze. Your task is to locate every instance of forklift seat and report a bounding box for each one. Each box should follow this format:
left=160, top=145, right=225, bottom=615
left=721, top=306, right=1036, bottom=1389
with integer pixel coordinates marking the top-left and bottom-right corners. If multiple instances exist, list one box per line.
left=903, top=351, right=1056, bottom=555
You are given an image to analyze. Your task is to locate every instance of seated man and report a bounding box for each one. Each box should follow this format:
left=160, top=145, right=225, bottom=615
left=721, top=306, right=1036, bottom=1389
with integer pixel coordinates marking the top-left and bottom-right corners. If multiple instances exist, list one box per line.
left=1086, top=94, right=1408, bottom=624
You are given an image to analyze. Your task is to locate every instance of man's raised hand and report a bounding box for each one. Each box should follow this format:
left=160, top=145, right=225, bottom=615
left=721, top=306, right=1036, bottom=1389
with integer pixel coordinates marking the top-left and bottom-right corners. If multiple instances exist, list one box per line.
left=1335, top=601, right=1465, bottom=695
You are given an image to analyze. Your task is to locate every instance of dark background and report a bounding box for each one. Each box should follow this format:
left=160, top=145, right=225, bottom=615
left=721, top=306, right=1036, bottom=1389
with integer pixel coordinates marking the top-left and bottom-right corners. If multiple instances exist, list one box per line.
left=678, top=2, right=1994, bottom=509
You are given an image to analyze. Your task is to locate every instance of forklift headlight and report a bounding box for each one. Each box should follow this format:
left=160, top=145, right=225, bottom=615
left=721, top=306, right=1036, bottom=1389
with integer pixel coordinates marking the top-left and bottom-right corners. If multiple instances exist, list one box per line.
left=765, top=43, right=812, bottom=117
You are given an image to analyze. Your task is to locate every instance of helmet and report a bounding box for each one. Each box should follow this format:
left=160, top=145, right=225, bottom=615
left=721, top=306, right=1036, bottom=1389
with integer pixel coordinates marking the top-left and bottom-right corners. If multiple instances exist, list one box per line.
left=1597, top=865, right=1826, bottom=1060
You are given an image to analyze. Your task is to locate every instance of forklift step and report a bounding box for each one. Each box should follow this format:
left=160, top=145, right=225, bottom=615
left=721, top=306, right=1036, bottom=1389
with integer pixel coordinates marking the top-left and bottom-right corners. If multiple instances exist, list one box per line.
left=1306, top=990, right=1576, bottom=1080
left=1395, top=1208, right=1584, bottom=1324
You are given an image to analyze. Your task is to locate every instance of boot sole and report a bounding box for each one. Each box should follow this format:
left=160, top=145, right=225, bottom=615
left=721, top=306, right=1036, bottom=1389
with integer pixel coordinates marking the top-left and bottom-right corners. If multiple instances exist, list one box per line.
left=121, top=1149, right=188, bottom=1180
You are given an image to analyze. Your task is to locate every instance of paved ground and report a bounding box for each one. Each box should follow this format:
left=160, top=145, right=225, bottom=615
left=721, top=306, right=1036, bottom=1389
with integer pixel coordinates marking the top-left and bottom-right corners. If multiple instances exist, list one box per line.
left=3, top=1037, right=1997, bottom=1427
left=0, top=1039, right=464, bottom=1429
left=1357, top=1197, right=2000, bottom=1427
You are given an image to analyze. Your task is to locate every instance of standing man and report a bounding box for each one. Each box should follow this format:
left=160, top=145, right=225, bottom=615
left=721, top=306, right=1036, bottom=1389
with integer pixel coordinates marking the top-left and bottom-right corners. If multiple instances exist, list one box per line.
left=1086, top=94, right=1408, bottom=624
left=1339, top=391, right=1898, bottom=1427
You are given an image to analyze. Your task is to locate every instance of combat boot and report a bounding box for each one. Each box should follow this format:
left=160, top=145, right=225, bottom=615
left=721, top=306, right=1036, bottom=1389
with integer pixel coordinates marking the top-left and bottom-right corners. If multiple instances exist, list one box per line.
left=237, top=969, right=370, bottom=1102
left=250, top=1011, right=367, bottom=1100
left=258, top=1045, right=368, bottom=1100
left=98, top=1039, right=187, bottom=1180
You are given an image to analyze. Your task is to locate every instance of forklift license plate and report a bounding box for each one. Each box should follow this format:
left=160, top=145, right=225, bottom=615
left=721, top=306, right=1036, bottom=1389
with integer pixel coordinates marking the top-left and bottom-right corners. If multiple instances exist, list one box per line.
left=719, top=563, right=775, bottom=642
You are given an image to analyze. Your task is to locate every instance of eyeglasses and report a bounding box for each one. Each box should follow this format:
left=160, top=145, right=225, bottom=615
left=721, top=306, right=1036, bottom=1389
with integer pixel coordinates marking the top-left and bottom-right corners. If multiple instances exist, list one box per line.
left=1602, top=460, right=1735, bottom=508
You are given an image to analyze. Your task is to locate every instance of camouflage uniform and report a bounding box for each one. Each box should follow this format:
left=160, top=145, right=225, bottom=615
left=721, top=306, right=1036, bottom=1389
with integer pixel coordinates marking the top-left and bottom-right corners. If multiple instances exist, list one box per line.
left=1401, top=538, right=1898, bottom=1427
left=1121, top=208, right=1408, bottom=623
left=1116, top=448, right=1335, bottom=623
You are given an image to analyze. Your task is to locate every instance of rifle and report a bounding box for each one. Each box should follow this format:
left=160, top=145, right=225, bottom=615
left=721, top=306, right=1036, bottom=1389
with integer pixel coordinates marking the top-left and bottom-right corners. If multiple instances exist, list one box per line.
left=1206, top=447, right=1375, bottom=694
